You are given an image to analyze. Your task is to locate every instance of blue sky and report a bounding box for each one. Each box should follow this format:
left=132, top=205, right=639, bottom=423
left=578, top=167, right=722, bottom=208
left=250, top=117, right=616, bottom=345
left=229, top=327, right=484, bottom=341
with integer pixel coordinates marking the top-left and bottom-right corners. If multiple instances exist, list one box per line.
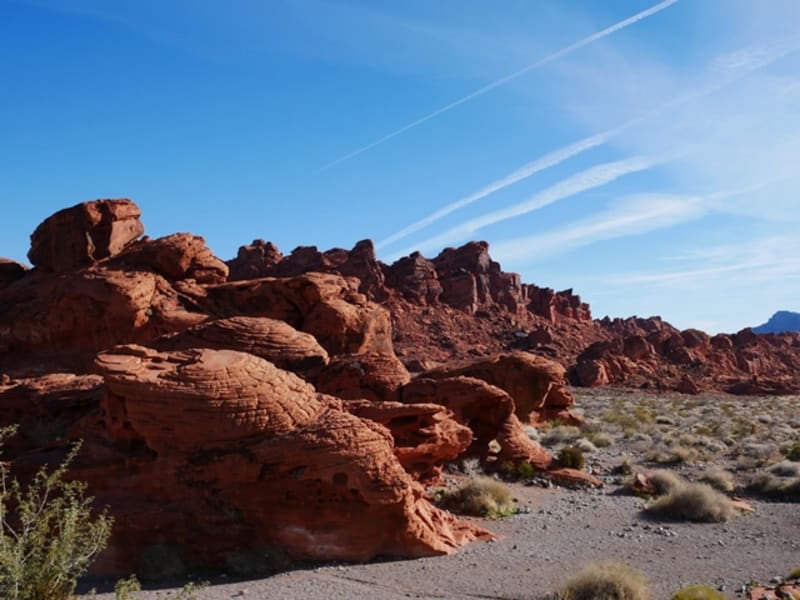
left=2, top=0, right=799, bottom=333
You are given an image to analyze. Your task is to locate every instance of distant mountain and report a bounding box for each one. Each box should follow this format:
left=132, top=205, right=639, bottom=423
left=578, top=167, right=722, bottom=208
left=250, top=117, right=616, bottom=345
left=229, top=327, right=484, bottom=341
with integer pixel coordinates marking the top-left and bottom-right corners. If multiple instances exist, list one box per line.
left=753, top=311, right=800, bottom=334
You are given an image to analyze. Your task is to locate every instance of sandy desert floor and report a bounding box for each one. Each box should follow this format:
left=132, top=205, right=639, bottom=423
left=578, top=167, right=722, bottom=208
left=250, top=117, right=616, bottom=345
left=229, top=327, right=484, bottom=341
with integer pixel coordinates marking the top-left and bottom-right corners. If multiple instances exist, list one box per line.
left=79, top=390, right=800, bottom=599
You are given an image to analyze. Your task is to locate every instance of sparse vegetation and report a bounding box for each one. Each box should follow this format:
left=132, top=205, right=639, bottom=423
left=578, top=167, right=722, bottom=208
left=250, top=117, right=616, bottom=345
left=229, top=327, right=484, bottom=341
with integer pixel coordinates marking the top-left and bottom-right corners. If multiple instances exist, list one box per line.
left=559, top=561, right=651, bottom=600
left=0, top=428, right=113, bottom=600
left=645, top=482, right=737, bottom=522
left=437, top=476, right=517, bottom=518
left=647, top=470, right=685, bottom=495
left=115, top=575, right=142, bottom=600
left=699, top=467, right=735, bottom=492
left=670, top=584, right=726, bottom=599
left=789, top=566, right=800, bottom=580
left=557, top=446, right=585, bottom=470
left=784, top=443, right=800, bottom=461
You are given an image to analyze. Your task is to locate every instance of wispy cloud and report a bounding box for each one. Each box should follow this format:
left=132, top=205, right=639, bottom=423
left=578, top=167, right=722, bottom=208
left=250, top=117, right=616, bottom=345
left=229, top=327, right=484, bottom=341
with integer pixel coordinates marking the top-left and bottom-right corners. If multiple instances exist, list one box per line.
left=390, top=155, right=664, bottom=259
left=377, top=38, right=799, bottom=251
left=491, top=194, right=706, bottom=264
left=320, top=0, right=679, bottom=171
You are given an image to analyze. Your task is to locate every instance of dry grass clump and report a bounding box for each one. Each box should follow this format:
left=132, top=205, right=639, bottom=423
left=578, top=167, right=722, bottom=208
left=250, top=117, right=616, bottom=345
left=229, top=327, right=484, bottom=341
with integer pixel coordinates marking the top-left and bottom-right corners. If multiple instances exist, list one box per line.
left=560, top=561, right=651, bottom=600
left=586, top=431, right=614, bottom=448
left=748, top=467, right=800, bottom=500
left=645, top=482, right=737, bottom=522
left=437, top=476, right=516, bottom=518
left=699, top=467, right=735, bottom=492
left=769, top=460, right=800, bottom=477
left=670, top=584, right=726, bottom=599
left=542, top=425, right=582, bottom=447
left=557, top=446, right=586, bottom=470
left=574, top=438, right=598, bottom=453
left=784, top=442, right=800, bottom=461
left=648, top=469, right=685, bottom=495
left=789, top=566, right=800, bottom=580
left=647, top=445, right=698, bottom=465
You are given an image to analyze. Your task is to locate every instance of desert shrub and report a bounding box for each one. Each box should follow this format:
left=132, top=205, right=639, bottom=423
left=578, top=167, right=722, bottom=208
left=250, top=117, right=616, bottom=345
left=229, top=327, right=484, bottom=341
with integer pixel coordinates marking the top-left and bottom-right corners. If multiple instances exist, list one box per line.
left=542, top=426, right=581, bottom=447
left=789, top=566, right=800, bottom=579
left=557, top=446, right=585, bottom=470
left=115, top=575, right=142, bottom=600
left=0, top=430, right=113, bottom=600
left=748, top=472, right=800, bottom=500
left=671, top=584, right=725, bottom=599
left=699, top=467, right=735, bottom=492
left=587, top=431, right=614, bottom=448
left=784, top=443, right=800, bottom=461
left=516, top=461, right=535, bottom=479
left=437, top=476, right=516, bottom=518
left=648, top=445, right=698, bottom=465
left=647, top=470, right=685, bottom=495
left=560, top=561, right=651, bottom=600
left=645, top=482, right=736, bottom=522
left=574, top=438, right=598, bottom=454
left=768, top=460, right=800, bottom=477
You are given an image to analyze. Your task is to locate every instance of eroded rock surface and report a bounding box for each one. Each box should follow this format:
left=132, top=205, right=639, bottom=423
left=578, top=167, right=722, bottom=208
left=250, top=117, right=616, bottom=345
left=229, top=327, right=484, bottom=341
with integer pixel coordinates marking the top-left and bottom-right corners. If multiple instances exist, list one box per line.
left=28, top=199, right=144, bottom=271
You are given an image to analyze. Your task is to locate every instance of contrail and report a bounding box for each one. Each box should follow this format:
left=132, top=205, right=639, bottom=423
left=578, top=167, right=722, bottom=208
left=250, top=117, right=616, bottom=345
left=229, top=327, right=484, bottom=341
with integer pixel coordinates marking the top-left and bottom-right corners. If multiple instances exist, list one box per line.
left=389, top=155, right=665, bottom=259
left=376, top=37, right=800, bottom=251
left=320, top=0, right=679, bottom=171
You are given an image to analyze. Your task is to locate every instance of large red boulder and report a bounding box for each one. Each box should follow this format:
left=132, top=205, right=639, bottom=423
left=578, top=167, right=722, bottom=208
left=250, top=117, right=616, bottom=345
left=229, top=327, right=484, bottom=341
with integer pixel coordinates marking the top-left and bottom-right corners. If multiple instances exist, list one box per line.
left=81, top=346, right=489, bottom=573
left=201, top=273, right=393, bottom=356
left=421, top=352, right=579, bottom=425
left=151, top=316, right=329, bottom=374
left=314, top=352, right=410, bottom=402
left=28, top=199, right=144, bottom=272
left=114, top=233, right=228, bottom=284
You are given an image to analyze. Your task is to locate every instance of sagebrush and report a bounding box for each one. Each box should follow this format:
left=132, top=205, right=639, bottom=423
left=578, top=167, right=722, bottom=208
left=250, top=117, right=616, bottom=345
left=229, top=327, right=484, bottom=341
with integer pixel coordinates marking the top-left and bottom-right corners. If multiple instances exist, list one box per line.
left=0, top=427, right=113, bottom=600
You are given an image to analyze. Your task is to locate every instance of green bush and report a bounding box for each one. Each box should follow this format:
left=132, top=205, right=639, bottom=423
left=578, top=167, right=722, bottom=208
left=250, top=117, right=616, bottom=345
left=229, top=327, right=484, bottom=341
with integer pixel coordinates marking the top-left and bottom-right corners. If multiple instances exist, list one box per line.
left=560, top=561, right=651, bottom=600
left=557, top=446, right=586, bottom=470
left=0, top=428, right=113, bottom=600
left=671, top=584, right=726, bottom=599
left=115, top=574, right=142, bottom=600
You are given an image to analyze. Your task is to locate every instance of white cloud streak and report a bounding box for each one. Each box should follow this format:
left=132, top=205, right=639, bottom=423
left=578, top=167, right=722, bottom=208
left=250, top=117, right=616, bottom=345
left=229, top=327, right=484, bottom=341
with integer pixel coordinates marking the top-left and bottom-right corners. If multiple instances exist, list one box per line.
left=320, top=0, right=679, bottom=171
left=491, top=194, right=706, bottom=264
left=390, top=155, right=663, bottom=258
left=377, top=37, right=800, bottom=251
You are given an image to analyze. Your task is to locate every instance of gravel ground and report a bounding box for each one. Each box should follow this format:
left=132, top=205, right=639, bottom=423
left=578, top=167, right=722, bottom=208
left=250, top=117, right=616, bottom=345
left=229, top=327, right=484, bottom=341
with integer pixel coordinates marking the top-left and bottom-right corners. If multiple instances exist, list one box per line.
left=78, top=390, right=800, bottom=600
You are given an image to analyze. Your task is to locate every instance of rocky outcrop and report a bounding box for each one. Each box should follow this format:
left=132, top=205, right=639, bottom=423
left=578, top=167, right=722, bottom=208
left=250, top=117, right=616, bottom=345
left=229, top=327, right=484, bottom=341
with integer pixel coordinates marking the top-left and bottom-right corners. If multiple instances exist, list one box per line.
left=72, top=345, right=489, bottom=573
left=151, top=316, right=329, bottom=374
left=314, top=353, right=410, bottom=402
left=0, top=258, right=27, bottom=290
left=572, top=317, right=800, bottom=394
left=200, top=273, right=393, bottom=356
left=343, top=398, right=472, bottom=480
left=421, top=352, right=580, bottom=425
left=0, top=268, right=206, bottom=355
left=113, top=233, right=229, bottom=284
left=28, top=199, right=144, bottom=272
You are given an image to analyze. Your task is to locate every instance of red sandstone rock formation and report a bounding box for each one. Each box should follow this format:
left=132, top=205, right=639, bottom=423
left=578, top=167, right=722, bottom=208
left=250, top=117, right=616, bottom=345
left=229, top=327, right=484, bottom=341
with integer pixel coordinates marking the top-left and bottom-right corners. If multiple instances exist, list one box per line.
left=28, top=199, right=144, bottom=271
left=421, top=352, right=581, bottom=425
left=150, top=316, right=330, bottom=374
left=315, top=352, right=410, bottom=402
left=0, top=258, right=27, bottom=290
left=76, top=345, right=488, bottom=572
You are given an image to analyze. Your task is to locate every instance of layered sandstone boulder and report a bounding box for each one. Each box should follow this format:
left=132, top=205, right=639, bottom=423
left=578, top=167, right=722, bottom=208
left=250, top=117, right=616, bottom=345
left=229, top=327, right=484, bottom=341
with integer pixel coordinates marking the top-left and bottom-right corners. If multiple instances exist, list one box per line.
left=343, top=398, right=472, bottom=480
left=0, top=268, right=205, bottom=356
left=421, top=352, right=580, bottom=425
left=201, top=273, right=393, bottom=356
left=315, top=352, right=410, bottom=402
left=151, top=316, right=329, bottom=374
left=83, top=345, right=489, bottom=572
left=28, top=199, right=144, bottom=271
left=401, top=375, right=552, bottom=468
left=113, top=233, right=229, bottom=284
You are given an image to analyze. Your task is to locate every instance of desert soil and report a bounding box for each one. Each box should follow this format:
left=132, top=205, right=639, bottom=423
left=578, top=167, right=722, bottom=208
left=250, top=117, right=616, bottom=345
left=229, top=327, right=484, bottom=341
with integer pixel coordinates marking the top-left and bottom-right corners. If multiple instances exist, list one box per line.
left=79, top=389, right=800, bottom=600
